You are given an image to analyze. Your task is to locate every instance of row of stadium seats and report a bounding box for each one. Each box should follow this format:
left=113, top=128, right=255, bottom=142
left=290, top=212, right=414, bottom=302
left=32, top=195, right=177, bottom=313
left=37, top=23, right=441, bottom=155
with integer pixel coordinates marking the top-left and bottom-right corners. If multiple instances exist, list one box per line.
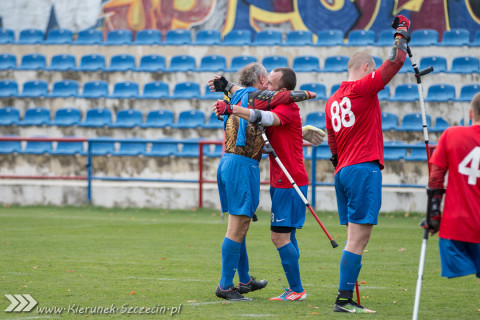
left=0, top=28, right=477, bottom=47
left=0, top=136, right=440, bottom=161
left=0, top=137, right=222, bottom=157
left=2, top=53, right=479, bottom=74
left=0, top=106, right=463, bottom=132
left=1, top=79, right=478, bottom=102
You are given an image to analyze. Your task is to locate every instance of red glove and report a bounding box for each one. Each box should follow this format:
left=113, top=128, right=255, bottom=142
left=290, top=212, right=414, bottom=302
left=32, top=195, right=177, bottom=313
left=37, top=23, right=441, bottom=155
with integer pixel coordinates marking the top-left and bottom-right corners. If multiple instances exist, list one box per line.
left=215, top=100, right=234, bottom=115
left=392, top=15, right=410, bottom=41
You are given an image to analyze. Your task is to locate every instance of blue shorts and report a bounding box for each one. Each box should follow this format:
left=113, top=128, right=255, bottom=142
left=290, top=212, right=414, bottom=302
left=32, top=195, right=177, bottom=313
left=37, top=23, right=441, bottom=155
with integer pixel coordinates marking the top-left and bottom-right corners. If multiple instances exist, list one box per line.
left=217, top=153, right=260, bottom=218
left=270, top=185, right=307, bottom=229
left=334, top=162, right=381, bottom=225
left=439, top=238, right=480, bottom=279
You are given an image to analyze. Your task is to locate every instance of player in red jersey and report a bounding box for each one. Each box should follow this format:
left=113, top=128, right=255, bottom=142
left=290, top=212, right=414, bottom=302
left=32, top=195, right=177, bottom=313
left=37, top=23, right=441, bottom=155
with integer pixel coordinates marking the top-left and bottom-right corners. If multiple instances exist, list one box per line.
left=325, top=15, right=410, bottom=313
left=214, top=67, right=324, bottom=301
left=426, top=93, right=480, bottom=282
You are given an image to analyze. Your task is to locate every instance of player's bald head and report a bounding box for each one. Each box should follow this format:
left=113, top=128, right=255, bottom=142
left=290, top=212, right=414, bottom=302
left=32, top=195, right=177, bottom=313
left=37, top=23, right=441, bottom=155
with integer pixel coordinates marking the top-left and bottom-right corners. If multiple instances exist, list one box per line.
left=348, top=52, right=375, bottom=73
left=471, top=92, right=480, bottom=121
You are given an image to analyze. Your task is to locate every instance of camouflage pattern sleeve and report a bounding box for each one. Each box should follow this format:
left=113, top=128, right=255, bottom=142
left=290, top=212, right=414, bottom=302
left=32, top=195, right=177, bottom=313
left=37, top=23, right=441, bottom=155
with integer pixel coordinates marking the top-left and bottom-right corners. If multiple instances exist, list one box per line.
left=247, top=90, right=315, bottom=111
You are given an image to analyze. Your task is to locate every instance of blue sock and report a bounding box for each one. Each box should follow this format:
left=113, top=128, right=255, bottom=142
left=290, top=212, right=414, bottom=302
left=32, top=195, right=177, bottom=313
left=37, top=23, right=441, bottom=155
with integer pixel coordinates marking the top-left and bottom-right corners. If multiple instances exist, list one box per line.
left=338, top=250, right=362, bottom=291
left=237, top=238, right=251, bottom=284
left=278, top=242, right=303, bottom=293
left=219, top=237, right=241, bottom=290
left=290, top=229, right=299, bottom=258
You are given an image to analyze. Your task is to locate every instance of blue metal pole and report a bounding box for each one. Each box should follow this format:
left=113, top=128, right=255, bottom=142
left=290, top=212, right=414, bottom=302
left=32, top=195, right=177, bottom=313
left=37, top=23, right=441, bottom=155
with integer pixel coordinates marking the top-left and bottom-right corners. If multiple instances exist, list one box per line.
left=87, top=140, right=92, bottom=204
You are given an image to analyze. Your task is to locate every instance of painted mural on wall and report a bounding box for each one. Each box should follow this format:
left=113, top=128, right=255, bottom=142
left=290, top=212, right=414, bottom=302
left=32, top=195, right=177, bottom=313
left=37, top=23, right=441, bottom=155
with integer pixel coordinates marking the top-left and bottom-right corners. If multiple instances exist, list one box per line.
left=0, top=0, right=479, bottom=40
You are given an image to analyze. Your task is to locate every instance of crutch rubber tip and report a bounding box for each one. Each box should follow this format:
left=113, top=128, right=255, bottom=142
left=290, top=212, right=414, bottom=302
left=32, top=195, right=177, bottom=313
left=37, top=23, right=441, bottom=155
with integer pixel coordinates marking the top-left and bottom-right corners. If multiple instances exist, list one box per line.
left=331, top=240, right=339, bottom=248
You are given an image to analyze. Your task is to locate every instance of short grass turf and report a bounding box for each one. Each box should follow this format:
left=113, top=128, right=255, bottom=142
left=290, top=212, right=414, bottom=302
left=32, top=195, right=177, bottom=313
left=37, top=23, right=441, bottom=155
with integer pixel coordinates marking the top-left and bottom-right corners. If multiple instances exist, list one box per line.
left=0, top=206, right=478, bottom=319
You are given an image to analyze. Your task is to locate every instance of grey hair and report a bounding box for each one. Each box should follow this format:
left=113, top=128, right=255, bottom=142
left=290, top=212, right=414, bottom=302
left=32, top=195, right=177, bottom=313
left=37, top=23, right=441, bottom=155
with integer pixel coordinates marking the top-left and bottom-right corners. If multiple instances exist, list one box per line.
left=238, top=63, right=267, bottom=87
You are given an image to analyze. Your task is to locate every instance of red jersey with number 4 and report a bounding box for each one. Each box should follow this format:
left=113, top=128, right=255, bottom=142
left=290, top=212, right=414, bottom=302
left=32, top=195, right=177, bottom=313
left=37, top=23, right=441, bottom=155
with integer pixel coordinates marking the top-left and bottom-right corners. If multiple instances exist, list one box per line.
left=429, top=125, right=480, bottom=243
left=325, top=71, right=385, bottom=174
left=266, top=103, right=308, bottom=188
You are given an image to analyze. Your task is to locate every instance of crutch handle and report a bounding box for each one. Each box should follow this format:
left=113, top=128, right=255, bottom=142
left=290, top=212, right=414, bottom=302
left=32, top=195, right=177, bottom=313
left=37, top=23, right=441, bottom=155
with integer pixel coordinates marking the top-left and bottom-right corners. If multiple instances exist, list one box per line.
left=331, top=240, right=339, bottom=248
left=418, top=66, right=433, bottom=77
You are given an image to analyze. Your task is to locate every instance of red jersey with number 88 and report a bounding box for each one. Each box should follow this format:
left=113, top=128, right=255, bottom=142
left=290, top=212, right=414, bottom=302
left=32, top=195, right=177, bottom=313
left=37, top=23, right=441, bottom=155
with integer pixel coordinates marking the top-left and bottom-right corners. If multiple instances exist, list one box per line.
left=429, top=125, right=480, bottom=243
left=325, top=71, right=385, bottom=174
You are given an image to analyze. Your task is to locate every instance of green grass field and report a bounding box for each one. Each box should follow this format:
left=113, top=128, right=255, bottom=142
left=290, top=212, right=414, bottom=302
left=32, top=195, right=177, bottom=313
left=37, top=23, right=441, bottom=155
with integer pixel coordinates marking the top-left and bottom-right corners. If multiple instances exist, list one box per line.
left=0, top=206, right=478, bottom=319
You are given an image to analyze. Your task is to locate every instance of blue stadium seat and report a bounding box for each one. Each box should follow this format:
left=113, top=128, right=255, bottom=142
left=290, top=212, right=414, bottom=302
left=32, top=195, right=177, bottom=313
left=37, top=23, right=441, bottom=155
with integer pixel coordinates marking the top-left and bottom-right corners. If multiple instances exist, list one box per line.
left=457, top=84, right=480, bottom=102
left=372, top=56, right=383, bottom=67
left=50, top=80, right=79, bottom=98
left=285, top=30, right=313, bottom=46
left=45, top=28, right=73, bottom=44
left=449, top=56, right=479, bottom=74
left=316, top=29, right=343, bottom=46
left=292, top=56, right=320, bottom=72
left=19, top=107, right=50, bottom=126
left=47, top=54, right=76, bottom=71
left=378, top=85, right=390, bottom=100
left=17, top=29, right=44, bottom=44
left=299, top=83, right=326, bottom=100
left=390, top=84, right=418, bottom=101
left=0, top=28, right=15, bottom=44
left=142, top=109, right=174, bottom=128
left=21, top=80, right=48, bottom=98
left=200, top=84, right=223, bottom=100
left=254, top=30, right=282, bottom=46
left=375, top=29, right=395, bottom=46
left=107, top=54, right=136, bottom=71
left=75, top=29, right=102, bottom=45
left=50, top=107, right=82, bottom=126
left=398, top=112, right=431, bottom=131
left=322, top=55, right=349, bottom=72
left=21, top=138, right=52, bottom=154
left=330, top=83, right=340, bottom=95
left=347, top=30, right=375, bottom=46
left=18, top=53, right=46, bottom=70
left=168, top=55, right=196, bottom=72
left=405, top=144, right=428, bottom=161
left=440, top=28, right=469, bottom=46
left=89, top=138, right=115, bottom=155
left=398, top=61, right=413, bottom=73
left=0, top=107, right=20, bottom=125
left=77, top=54, right=106, bottom=71
left=205, top=144, right=223, bottom=157
left=222, top=29, right=252, bottom=45
left=228, top=55, right=257, bottom=72
left=81, top=81, right=109, bottom=98
left=110, top=81, right=139, bottom=99
left=111, top=109, right=143, bottom=128
left=134, top=29, right=162, bottom=45
left=171, top=81, right=200, bottom=99
left=198, top=55, right=227, bottom=72
left=51, top=139, right=85, bottom=155
left=105, top=29, right=132, bottom=45
left=148, top=139, right=178, bottom=157
left=381, top=112, right=399, bottom=130
left=137, top=54, right=166, bottom=72
left=174, top=110, right=205, bottom=128
left=164, top=29, right=191, bottom=45
left=304, top=111, right=326, bottom=129
left=425, top=84, right=456, bottom=102
left=409, top=29, right=439, bottom=46
left=114, top=140, right=147, bottom=156
left=473, top=30, right=480, bottom=46
left=0, top=80, right=18, bottom=98
left=194, top=30, right=221, bottom=45
left=0, top=53, right=16, bottom=70
left=313, top=142, right=332, bottom=160
left=460, top=118, right=473, bottom=126
left=79, top=108, right=112, bottom=127
left=419, top=56, right=447, bottom=73
left=0, top=137, right=21, bottom=154
left=262, top=55, right=288, bottom=72
left=431, top=116, right=449, bottom=132
left=176, top=138, right=203, bottom=157
left=383, top=141, right=408, bottom=160
left=142, top=81, right=169, bottom=99
left=202, top=111, right=223, bottom=128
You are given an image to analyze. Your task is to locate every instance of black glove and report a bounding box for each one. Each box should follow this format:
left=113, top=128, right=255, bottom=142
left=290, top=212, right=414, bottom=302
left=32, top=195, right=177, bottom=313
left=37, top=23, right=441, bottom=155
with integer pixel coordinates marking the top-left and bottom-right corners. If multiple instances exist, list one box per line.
left=329, top=154, right=338, bottom=169
left=213, top=76, right=234, bottom=93
left=425, top=188, right=445, bottom=234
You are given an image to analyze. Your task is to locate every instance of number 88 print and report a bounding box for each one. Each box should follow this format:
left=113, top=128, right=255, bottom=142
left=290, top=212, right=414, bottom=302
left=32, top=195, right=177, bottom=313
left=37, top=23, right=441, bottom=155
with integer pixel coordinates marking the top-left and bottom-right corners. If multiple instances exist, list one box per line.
left=331, top=97, right=356, bottom=132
